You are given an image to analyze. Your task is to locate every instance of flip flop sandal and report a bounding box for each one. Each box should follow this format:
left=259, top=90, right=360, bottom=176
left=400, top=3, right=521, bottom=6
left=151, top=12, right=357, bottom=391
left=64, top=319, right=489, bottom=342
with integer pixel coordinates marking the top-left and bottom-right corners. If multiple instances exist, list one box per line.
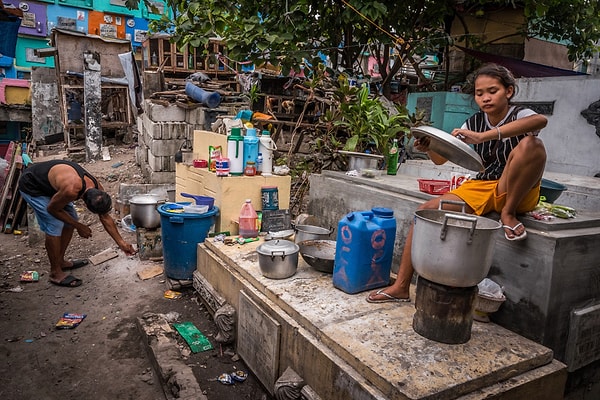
left=51, top=275, right=83, bottom=288
left=366, top=289, right=410, bottom=303
left=501, top=222, right=527, bottom=241
left=63, top=259, right=89, bottom=270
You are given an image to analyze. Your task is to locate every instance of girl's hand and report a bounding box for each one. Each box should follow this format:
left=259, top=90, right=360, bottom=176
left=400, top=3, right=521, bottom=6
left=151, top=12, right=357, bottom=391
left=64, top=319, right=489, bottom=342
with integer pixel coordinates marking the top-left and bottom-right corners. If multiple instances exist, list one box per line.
left=414, top=137, right=431, bottom=152
left=451, top=128, right=483, bottom=144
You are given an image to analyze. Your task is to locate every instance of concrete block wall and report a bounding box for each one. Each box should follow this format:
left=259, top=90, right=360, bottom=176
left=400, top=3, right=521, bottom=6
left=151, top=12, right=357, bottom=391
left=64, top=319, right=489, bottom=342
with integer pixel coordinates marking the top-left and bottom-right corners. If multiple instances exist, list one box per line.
left=137, top=100, right=212, bottom=184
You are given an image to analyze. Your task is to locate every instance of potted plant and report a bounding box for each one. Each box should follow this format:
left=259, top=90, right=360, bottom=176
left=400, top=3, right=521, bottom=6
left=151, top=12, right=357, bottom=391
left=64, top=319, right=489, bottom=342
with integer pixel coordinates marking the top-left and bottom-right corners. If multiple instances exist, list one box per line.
left=330, top=80, right=412, bottom=170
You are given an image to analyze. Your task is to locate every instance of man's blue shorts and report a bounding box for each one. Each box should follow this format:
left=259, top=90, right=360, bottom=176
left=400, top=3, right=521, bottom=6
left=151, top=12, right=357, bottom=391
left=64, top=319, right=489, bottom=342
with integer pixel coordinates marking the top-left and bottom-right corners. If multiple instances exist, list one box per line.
left=19, top=191, right=78, bottom=236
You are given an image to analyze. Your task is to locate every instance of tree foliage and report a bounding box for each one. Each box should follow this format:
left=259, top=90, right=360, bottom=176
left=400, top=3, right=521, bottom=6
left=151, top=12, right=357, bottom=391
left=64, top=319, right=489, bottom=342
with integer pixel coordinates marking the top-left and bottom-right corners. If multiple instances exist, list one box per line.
left=134, top=0, right=600, bottom=90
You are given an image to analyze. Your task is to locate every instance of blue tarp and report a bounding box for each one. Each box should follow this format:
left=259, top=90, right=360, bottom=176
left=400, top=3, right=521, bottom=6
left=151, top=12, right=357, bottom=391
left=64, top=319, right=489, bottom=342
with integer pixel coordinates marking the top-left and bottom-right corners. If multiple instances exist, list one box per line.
left=0, top=17, right=21, bottom=58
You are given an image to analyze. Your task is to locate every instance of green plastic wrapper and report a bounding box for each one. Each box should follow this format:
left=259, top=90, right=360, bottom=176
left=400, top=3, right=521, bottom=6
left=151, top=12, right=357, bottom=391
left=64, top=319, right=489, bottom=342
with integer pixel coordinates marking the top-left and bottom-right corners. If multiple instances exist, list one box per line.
left=173, top=322, right=213, bottom=353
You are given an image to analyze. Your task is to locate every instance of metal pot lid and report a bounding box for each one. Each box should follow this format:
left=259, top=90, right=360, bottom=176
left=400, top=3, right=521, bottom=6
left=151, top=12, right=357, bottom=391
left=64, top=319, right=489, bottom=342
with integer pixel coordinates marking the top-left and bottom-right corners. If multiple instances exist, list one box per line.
left=257, top=239, right=299, bottom=255
left=338, top=150, right=384, bottom=160
left=130, top=194, right=163, bottom=205
left=410, top=126, right=484, bottom=172
left=268, top=229, right=295, bottom=239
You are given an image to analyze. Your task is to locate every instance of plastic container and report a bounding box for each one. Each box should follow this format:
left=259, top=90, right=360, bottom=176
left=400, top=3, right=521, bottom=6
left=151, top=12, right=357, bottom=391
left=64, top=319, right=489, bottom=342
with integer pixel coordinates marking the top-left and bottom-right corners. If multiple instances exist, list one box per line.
left=180, top=193, right=215, bottom=209
left=239, top=199, right=259, bottom=238
left=244, top=161, right=256, bottom=176
left=261, top=186, right=279, bottom=210
left=243, top=128, right=259, bottom=170
left=259, top=130, right=276, bottom=175
left=157, top=203, right=219, bottom=280
left=333, top=208, right=397, bottom=294
left=227, top=127, right=244, bottom=176
left=216, top=157, right=230, bottom=177
left=417, top=179, right=450, bottom=195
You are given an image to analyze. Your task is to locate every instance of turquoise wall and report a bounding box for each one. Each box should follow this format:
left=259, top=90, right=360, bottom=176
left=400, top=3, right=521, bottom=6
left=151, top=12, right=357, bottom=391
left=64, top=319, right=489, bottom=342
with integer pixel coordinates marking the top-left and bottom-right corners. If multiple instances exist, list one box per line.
left=14, top=36, right=55, bottom=69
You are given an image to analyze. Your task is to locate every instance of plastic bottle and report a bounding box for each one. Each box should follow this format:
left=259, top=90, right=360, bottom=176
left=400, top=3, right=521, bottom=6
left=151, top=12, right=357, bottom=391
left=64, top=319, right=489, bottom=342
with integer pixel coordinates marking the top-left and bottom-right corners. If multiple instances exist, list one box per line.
left=387, top=138, right=399, bottom=175
left=227, top=127, right=244, bottom=175
left=243, top=128, right=259, bottom=170
left=238, top=199, right=258, bottom=238
left=259, top=130, right=276, bottom=175
left=256, top=153, right=263, bottom=175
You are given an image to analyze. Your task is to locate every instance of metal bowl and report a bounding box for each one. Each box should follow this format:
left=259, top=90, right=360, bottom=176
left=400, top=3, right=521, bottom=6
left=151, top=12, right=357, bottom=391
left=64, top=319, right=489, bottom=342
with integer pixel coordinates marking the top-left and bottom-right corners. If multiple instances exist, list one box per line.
left=298, top=239, right=336, bottom=274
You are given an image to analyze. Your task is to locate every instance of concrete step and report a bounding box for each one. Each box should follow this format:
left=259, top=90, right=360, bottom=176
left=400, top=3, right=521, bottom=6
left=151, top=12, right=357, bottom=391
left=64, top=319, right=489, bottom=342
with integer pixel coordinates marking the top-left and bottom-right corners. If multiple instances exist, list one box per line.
left=397, top=160, right=600, bottom=212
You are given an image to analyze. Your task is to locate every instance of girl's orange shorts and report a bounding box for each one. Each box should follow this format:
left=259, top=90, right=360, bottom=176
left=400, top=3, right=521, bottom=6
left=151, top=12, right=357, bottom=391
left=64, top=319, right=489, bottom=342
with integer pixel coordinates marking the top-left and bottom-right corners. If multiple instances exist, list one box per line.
left=451, top=179, right=540, bottom=216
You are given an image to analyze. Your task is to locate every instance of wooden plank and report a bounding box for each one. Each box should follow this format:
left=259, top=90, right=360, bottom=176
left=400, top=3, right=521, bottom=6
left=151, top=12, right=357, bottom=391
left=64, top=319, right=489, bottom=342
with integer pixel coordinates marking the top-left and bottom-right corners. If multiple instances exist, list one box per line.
left=89, top=248, right=120, bottom=265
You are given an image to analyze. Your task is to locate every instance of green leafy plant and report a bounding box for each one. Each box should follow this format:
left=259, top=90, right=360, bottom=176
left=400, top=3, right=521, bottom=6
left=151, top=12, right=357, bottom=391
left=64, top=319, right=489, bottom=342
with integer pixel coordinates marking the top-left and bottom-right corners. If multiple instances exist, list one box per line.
left=332, top=80, right=411, bottom=156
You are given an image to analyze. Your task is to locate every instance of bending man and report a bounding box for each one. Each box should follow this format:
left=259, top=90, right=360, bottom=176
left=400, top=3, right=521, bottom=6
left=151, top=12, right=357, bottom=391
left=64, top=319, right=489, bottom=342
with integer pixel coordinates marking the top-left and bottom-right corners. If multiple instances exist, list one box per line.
left=19, top=159, right=136, bottom=287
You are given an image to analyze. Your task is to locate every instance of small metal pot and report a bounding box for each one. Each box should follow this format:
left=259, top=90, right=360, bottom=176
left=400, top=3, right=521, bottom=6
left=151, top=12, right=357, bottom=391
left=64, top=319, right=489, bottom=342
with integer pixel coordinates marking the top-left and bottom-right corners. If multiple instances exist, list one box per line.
left=292, top=224, right=334, bottom=244
left=256, top=240, right=299, bottom=279
left=129, top=194, right=164, bottom=229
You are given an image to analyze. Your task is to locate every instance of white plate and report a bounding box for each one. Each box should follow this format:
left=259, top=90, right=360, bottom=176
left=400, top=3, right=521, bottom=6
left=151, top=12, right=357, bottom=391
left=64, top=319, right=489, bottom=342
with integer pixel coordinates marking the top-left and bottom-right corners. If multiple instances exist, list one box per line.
left=410, top=126, right=484, bottom=172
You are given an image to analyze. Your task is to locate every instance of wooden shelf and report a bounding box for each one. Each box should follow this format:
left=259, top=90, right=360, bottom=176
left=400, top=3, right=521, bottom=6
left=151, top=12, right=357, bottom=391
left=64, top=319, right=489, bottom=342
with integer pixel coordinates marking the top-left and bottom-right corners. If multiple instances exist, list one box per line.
left=145, top=37, right=234, bottom=77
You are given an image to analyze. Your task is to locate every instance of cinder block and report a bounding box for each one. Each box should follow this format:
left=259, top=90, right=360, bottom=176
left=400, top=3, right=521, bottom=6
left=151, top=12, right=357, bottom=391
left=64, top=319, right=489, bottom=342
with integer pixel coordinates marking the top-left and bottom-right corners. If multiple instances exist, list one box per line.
left=149, top=139, right=184, bottom=157
left=186, top=107, right=206, bottom=125
left=143, top=113, right=163, bottom=139
left=146, top=102, right=186, bottom=122
left=137, top=115, right=143, bottom=134
left=136, top=227, right=163, bottom=260
left=147, top=170, right=176, bottom=184
left=162, top=122, right=188, bottom=140
left=148, top=152, right=174, bottom=172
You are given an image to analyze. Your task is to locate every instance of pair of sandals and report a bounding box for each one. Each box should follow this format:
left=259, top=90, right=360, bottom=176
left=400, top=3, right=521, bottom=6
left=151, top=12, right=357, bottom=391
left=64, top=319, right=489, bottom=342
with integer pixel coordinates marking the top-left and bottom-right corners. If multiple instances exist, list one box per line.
left=51, top=259, right=89, bottom=288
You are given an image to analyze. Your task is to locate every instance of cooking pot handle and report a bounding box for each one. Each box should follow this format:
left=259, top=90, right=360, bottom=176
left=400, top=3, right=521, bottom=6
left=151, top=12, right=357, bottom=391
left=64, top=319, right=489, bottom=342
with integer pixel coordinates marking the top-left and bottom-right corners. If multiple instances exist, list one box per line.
left=270, top=250, right=287, bottom=260
left=441, top=214, right=478, bottom=244
left=439, top=199, right=466, bottom=213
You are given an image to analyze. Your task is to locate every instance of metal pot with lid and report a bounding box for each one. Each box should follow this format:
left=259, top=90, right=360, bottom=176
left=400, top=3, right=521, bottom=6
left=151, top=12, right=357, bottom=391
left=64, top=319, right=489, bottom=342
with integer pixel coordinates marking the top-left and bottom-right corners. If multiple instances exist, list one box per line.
left=129, top=194, right=165, bottom=229
left=411, top=200, right=501, bottom=287
left=256, top=239, right=299, bottom=279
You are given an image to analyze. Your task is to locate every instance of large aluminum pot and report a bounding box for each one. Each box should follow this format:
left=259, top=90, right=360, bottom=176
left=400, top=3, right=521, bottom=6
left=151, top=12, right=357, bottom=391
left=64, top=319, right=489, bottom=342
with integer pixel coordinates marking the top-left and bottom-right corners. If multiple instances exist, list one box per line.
left=129, top=194, right=164, bottom=229
left=292, top=223, right=334, bottom=244
left=411, top=201, right=501, bottom=287
left=256, top=240, right=299, bottom=279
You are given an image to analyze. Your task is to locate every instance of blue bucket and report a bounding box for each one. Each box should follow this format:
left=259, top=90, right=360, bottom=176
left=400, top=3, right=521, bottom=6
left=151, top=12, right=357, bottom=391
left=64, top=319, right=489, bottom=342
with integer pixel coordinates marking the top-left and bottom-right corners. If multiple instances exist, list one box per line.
left=157, top=203, right=219, bottom=280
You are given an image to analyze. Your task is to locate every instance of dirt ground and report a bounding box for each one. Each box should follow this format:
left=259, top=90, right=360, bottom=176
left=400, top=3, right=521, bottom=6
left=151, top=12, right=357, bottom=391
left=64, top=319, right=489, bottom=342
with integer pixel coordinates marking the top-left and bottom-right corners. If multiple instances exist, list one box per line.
left=0, top=143, right=272, bottom=400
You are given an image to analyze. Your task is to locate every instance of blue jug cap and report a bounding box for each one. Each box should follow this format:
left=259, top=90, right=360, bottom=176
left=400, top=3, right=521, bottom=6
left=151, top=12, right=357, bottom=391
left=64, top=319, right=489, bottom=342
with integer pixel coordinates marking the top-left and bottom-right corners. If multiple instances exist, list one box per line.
left=246, top=128, right=257, bottom=137
left=372, top=207, right=394, bottom=218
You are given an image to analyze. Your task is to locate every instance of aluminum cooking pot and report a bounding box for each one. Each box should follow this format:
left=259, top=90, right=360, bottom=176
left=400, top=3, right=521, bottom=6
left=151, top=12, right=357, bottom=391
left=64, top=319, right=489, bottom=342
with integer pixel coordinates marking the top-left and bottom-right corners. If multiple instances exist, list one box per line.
left=292, top=223, right=334, bottom=244
left=411, top=200, right=501, bottom=287
left=129, top=194, right=164, bottom=229
left=256, top=239, right=299, bottom=279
